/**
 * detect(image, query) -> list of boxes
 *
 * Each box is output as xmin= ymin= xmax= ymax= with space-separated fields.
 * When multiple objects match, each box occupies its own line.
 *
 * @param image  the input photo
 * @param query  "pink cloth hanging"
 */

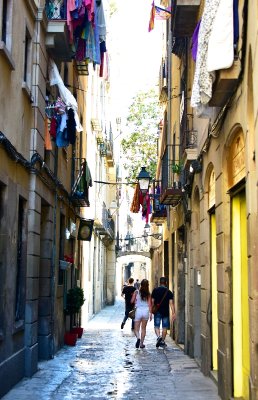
xmin=67 ymin=0 xmax=76 ymax=42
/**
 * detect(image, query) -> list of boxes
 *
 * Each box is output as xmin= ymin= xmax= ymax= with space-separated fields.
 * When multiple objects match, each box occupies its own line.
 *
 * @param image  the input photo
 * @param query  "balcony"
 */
xmin=76 ymin=60 xmax=89 ymax=76
xmin=209 ymin=59 xmax=241 ymax=107
xmin=159 ymin=58 xmax=168 ymax=102
xmin=159 ymin=145 xmax=184 ymax=206
xmin=160 ymin=186 xmax=183 ymax=206
xmin=106 ymin=140 xmax=114 ymax=167
xmin=172 ymin=0 xmax=200 ymax=37
xmin=94 ymin=206 xmax=115 ymax=245
xmin=150 ymin=183 xmax=167 ymax=223
xmin=70 ymin=159 xmax=91 ymax=207
xmin=45 ymin=0 xmax=72 ymax=61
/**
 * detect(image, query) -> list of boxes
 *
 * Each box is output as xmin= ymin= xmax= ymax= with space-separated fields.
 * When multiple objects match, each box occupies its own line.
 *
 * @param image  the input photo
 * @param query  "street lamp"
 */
xmin=137 ymin=167 xmax=151 ymax=195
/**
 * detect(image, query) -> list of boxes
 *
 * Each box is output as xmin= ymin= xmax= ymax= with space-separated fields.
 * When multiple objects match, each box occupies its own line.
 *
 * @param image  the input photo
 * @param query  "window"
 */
xmin=0 ymin=0 xmax=14 ymax=69
xmin=1 ymin=0 xmax=12 ymax=50
xmin=58 ymin=213 xmax=65 ymax=285
xmin=23 ymin=28 xmax=32 ymax=86
xmin=1 ymin=0 xmax=7 ymax=42
xmin=15 ymin=197 xmax=26 ymax=322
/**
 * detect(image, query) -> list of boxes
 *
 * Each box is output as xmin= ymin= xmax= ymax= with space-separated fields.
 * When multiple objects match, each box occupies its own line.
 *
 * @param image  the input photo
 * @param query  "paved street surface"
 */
xmin=2 ymin=299 xmax=220 ymax=400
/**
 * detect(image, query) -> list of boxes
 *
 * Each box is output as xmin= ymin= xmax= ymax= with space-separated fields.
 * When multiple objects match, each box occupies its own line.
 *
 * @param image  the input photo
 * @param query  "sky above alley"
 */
xmin=109 ymin=0 xmax=164 ymax=124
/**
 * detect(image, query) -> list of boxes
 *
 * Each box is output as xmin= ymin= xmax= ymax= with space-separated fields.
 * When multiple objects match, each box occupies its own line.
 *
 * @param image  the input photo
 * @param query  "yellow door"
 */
xmin=232 ymin=192 xmax=250 ymax=399
xmin=211 ymin=213 xmax=218 ymax=370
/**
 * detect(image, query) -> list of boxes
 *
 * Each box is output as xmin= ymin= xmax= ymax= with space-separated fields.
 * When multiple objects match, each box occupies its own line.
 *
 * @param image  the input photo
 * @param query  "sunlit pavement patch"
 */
xmin=2 ymin=299 xmax=220 ymax=400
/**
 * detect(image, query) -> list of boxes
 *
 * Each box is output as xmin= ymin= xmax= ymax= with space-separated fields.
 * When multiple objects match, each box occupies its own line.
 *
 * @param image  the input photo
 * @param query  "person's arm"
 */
xmin=131 ymin=290 xmax=137 ymax=304
xmin=148 ymin=296 xmax=153 ymax=321
xmin=169 ymin=299 xmax=176 ymax=321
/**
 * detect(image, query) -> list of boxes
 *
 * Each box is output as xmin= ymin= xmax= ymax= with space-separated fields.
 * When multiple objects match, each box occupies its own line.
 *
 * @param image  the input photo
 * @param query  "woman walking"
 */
xmin=131 ymin=279 xmax=152 ymax=349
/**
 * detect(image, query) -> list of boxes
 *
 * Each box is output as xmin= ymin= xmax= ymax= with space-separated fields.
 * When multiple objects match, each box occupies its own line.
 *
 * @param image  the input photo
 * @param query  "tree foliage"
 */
xmin=121 ymin=89 xmax=162 ymax=183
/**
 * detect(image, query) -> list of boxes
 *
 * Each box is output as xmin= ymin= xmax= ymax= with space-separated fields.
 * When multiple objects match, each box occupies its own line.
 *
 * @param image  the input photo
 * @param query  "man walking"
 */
xmin=121 ymin=277 xmax=136 ymax=330
xmin=151 ymin=277 xmax=176 ymax=348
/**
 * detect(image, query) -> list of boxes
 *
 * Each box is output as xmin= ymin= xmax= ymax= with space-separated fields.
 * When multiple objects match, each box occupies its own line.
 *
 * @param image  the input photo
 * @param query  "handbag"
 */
xmin=128 ymin=307 xmax=136 ymax=319
xmin=151 ymin=288 xmax=168 ymax=314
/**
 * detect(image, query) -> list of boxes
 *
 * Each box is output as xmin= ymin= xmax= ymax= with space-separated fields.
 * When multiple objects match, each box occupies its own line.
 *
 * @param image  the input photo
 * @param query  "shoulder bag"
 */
xmin=129 ymin=290 xmax=138 ymax=319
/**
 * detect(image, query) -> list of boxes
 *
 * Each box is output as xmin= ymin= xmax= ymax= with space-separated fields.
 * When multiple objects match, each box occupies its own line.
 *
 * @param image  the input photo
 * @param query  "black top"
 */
xmin=122 ymin=285 xmax=136 ymax=307
xmin=151 ymin=286 xmax=174 ymax=317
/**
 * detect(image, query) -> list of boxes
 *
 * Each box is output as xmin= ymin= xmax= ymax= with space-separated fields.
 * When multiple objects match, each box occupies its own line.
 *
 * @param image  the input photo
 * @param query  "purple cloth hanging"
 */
xmin=191 ymin=19 xmax=201 ymax=62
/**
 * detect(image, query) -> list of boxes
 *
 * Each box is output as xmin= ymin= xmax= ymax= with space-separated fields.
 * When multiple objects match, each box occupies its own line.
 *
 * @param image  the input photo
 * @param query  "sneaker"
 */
xmin=136 ymin=338 xmax=140 ymax=348
xmin=156 ymin=336 xmax=162 ymax=348
xmin=140 ymin=344 xmax=145 ymax=348
xmin=159 ymin=340 xmax=167 ymax=348
xmin=121 ymin=322 xmax=125 ymax=329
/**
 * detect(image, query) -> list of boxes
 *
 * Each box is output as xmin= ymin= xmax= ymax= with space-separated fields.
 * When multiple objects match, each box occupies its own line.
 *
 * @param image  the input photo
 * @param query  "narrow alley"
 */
xmin=2 ymin=300 xmax=220 ymax=400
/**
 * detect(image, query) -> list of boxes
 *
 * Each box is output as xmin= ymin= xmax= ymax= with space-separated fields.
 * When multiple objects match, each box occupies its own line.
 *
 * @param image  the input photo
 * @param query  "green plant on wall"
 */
xmin=172 ymin=162 xmax=183 ymax=174
xmin=65 ymin=287 xmax=85 ymax=330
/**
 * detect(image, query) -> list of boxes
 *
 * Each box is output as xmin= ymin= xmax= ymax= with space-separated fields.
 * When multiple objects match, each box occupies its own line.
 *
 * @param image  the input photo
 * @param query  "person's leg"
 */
xmin=140 ymin=319 xmax=148 ymax=347
xmin=154 ymin=313 xmax=161 ymax=337
xmin=161 ymin=327 xmax=167 ymax=341
xmin=154 ymin=313 xmax=163 ymax=347
xmin=121 ymin=308 xmax=129 ymax=328
xmin=160 ymin=316 xmax=169 ymax=346
xmin=134 ymin=320 xmax=141 ymax=348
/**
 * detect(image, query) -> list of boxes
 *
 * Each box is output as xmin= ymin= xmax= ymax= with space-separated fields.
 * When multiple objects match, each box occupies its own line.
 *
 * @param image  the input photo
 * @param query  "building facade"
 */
xmin=153 ymin=1 xmax=258 ymax=399
xmin=0 ymin=0 xmax=116 ymax=396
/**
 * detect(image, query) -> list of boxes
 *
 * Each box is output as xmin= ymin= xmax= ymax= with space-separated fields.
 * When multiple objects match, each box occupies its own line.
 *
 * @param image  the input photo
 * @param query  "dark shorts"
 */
xmin=154 ymin=312 xmax=170 ymax=329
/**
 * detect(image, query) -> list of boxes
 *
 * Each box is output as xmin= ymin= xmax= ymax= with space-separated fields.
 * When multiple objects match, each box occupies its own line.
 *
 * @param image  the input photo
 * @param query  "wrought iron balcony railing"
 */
xmin=94 ymin=205 xmax=115 ymax=244
xmin=45 ymin=1 xmax=72 ymax=61
xmin=150 ymin=181 xmax=167 ymax=223
xmin=45 ymin=0 xmax=67 ymax=20
xmin=70 ymin=158 xmax=91 ymax=207
xmin=160 ymin=145 xmax=184 ymax=206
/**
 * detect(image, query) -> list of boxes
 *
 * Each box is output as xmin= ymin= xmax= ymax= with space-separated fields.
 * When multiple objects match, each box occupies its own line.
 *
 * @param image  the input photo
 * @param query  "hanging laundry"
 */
xmin=130 ymin=183 xmax=140 ymax=213
xmin=191 ymin=0 xmax=221 ymax=108
xmin=96 ymin=0 xmax=106 ymax=41
xmin=139 ymin=192 xmax=151 ymax=224
xmin=72 ymin=160 xmax=92 ymax=199
xmin=67 ymin=0 xmax=76 ymax=42
xmin=207 ymin=0 xmax=234 ymax=73
xmin=154 ymin=5 xmax=172 ymax=20
xmin=48 ymin=59 xmax=83 ymax=132
xmin=148 ymin=1 xmax=155 ymax=32
xmin=67 ymin=108 xmax=77 ymax=145
xmin=44 ymin=116 xmax=52 ymax=151
xmin=56 ymin=113 xmax=69 ymax=148
xmin=191 ymin=19 xmax=201 ymax=62
xmin=49 ymin=116 xmax=57 ymax=139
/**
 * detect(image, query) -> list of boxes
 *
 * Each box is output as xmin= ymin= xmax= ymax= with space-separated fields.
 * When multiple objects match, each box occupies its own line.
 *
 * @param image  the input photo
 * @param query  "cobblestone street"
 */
xmin=2 ymin=300 xmax=220 ymax=400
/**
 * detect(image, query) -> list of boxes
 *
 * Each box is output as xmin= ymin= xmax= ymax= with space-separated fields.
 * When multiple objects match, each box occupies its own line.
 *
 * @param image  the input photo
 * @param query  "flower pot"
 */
xmin=71 ymin=327 xmax=84 ymax=338
xmin=64 ymin=332 xmax=78 ymax=346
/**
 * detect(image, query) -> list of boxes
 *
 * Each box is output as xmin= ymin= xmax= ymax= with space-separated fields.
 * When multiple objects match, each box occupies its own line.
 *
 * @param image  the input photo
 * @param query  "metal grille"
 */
xmin=45 ymin=0 xmax=67 ymax=20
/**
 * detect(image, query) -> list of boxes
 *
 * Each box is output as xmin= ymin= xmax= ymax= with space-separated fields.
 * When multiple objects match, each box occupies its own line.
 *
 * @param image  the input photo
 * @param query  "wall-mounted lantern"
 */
xmin=136 ymin=167 xmax=151 ymax=195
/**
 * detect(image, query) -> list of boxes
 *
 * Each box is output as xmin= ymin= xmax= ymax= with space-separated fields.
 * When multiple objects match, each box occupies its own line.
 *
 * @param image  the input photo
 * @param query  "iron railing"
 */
xmin=45 ymin=0 xmax=67 ymax=20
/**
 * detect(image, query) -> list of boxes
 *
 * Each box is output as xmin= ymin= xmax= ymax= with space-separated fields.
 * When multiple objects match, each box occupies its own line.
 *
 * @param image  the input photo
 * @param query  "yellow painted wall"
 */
xmin=211 ymin=213 xmax=218 ymax=370
xmin=232 ymin=192 xmax=250 ymax=399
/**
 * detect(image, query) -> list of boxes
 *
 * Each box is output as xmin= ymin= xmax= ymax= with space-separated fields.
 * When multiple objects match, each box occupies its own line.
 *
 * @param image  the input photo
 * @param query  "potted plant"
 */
xmin=172 ymin=162 xmax=183 ymax=189
xmin=64 ymin=287 xmax=85 ymax=344
xmin=172 ymin=162 xmax=183 ymax=174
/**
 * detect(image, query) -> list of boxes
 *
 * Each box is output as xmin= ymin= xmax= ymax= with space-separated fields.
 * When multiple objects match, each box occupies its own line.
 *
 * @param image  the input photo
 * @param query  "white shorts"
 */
xmin=135 ymin=307 xmax=149 ymax=321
